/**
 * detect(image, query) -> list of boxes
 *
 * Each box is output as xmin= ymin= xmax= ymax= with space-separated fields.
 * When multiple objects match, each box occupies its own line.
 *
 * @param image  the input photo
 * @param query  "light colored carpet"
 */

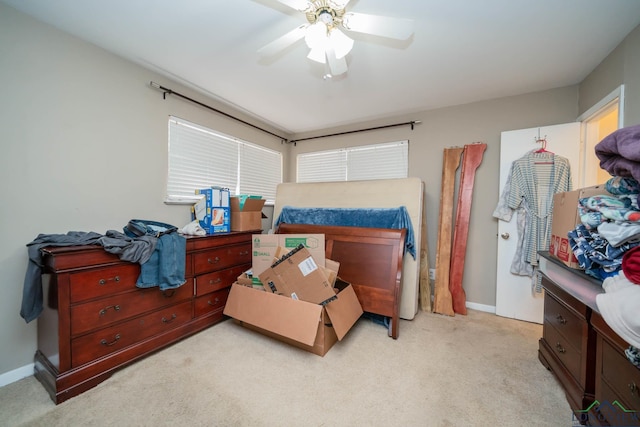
xmin=0 ymin=309 xmax=572 ymax=427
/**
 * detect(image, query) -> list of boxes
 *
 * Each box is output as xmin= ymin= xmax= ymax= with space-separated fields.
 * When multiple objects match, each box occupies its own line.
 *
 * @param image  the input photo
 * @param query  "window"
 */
xmin=167 ymin=116 xmax=282 ymax=203
xmin=297 ymin=140 xmax=408 ymax=183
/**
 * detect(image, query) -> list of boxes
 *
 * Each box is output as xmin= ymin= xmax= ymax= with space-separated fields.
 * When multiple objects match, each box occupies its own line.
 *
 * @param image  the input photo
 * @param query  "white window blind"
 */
xmin=297 ymin=140 xmax=408 ymax=183
xmin=297 ymin=150 xmax=347 ymax=183
xmin=167 ymin=116 xmax=282 ymax=203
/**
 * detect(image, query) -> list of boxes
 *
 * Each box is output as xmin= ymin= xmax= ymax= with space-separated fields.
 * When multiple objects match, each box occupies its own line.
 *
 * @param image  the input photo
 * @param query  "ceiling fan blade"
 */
xmin=342 ymin=12 xmax=414 ymax=40
xmin=257 ymin=24 xmax=308 ymax=56
xmin=326 ymin=47 xmax=348 ymax=76
xmin=274 ymin=0 xmax=310 ymax=11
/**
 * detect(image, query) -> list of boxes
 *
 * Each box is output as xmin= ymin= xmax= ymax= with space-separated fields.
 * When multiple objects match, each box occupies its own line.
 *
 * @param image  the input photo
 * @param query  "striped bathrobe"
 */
xmin=507 ymin=150 xmax=572 ymax=268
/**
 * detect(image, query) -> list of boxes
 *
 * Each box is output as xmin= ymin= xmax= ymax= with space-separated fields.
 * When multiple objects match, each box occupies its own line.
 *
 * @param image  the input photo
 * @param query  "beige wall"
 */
xmin=0 ymin=4 xmax=288 ymax=380
xmin=579 ymin=24 xmax=640 ymax=126
xmin=1 ymin=1 xmax=638 ymax=384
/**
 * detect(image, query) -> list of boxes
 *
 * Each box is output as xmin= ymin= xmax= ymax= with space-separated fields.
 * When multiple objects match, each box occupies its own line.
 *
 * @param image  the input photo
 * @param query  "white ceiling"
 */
xmin=4 ymin=0 xmax=640 ymax=134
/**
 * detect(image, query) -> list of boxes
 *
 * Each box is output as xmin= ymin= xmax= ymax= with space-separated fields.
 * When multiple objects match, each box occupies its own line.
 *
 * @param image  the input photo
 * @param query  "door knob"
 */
xmin=501 ymin=232 xmax=510 ymax=239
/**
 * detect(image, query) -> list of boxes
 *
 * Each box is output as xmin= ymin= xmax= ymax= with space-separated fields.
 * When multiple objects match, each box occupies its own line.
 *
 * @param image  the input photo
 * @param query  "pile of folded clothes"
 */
xmin=576 ymin=124 xmax=640 ymax=367
xmin=568 ymin=124 xmax=640 ymax=280
xmin=568 ymin=176 xmax=640 ymax=279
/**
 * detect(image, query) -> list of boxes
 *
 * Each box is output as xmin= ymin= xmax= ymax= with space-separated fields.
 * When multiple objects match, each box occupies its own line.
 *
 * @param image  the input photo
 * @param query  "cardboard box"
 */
xmin=230 ymin=196 xmax=266 ymax=232
xmin=258 ymin=245 xmax=336 ymax=305
xmin=223 ymin=279 xmax=363 ymax=356
xmin=195 ymin=187 xmax=230 ymax=233
xmin=236 ymin=272 xmax=264 ymax=290
xmin=549 ymin=184 xmax=611 ymax=268
xmin=252 ymin=234 xmax=325 ymax=276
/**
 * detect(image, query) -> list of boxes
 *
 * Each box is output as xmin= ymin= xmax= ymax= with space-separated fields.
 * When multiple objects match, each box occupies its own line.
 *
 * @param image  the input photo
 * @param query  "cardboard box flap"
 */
xmin=231 ymin=196 xmax=265 ymax=212
xmin=252 ymin=234 xmax=326 ymax=276
xmin=224 ymin=283 xmax=322 ymax=346
xmin=324 ymin=282 xmax=363 ymax=341
xmin=259 ymin=245 xmax=336 ymax=305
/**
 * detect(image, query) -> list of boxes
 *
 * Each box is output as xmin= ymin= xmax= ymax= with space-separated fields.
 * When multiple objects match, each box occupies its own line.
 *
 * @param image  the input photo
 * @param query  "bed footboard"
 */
xmin=276 ymin=223 xmax=406 ymax=339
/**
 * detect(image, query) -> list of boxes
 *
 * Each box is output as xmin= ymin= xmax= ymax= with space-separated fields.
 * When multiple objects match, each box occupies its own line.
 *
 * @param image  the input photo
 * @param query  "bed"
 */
xmin=272 ymin=178 xmax=425 ymax=320
xmin=276 ymin=223 xmax=406 ymax=339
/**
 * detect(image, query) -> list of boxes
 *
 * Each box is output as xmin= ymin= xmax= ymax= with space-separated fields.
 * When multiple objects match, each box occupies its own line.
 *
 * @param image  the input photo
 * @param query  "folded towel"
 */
xmin=595 ymin=124 xmax=640 ymax=184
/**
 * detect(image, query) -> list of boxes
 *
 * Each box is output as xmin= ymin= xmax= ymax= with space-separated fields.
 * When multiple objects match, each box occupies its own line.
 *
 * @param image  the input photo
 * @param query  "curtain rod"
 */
xmin=149 ymin=81 xmax=288 ymax=142
xmin=288 ymin=120 xmax=421 ymax=145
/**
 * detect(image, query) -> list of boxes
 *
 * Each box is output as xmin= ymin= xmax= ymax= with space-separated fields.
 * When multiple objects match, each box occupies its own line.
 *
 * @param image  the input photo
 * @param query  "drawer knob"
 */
xmin=99 ymin=305 xmax=121 ymax=316
xmin=556 ymin=314 xmax=567 ymax=325
xmin=100 ymin=334 xmax=121 ymax=347
xmin=239 ymin=250 xmax=249 ymax=256
xmin=162 ymin=314 xmax=177 ymax=324
xmin=208 ymin=257 xmax=220 ymax=264
xmin=207 ymin=298 xmax=220 ymax=307
xmin=630 ymin=382 xmax=638 ymax=395
xmin=209 ymin=278 xmax=222 ymax=285
xmin=555 ymin=342 xmax=566 ymax=354
xmin=98 ymin=276 xmax=120 ymax=286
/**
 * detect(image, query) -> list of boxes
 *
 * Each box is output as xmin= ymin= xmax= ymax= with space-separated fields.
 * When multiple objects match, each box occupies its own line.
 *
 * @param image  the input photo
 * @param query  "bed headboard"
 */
xmin=272 ymin=177 xmax=424 ymax=320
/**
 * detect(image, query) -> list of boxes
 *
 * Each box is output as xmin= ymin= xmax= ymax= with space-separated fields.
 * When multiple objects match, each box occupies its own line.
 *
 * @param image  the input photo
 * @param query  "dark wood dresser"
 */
xmin=34 ymin=231 xmax=253 ymax=404
xmin=538 ymin=253 xmax=640 ymax=426
xmin=591 ymin=311 xmax=640 ymax=426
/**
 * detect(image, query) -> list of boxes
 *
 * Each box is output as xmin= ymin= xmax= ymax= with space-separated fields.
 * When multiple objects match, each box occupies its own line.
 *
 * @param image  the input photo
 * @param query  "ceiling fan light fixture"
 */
xmin=261 ymin=0 xmax=414 ymax=78
xmin=307 ymin=47 xmax=326 ymax=63
xmin=328 ymin=28 xmax=353 ymax=59
xmin=304 ymin=22 xmax=328 ymax=50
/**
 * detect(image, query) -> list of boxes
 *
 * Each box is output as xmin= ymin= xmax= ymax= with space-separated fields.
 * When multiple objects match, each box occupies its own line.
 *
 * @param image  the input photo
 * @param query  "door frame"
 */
xmin=577 ymin=85 xmax=625 ymax=187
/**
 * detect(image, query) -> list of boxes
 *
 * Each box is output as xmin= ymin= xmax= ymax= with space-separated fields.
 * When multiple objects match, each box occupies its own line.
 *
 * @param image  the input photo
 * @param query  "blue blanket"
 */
xmin=275 ymin=206 xmax=416 ymax=259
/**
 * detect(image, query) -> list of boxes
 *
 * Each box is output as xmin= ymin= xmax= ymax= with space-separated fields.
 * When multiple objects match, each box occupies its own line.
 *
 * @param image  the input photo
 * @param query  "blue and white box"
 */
xmin=195 ymin=186 xmax=231 ymax=233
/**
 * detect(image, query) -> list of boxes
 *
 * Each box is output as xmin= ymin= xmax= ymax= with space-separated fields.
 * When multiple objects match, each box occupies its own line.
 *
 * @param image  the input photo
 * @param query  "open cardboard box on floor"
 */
xmin=223 ymin=278 xmax=363 ymax=356
xmin=225 ymin=245 xmax=362 ymax=356
xmin=549 ymin=184 xmax=611 ymax=268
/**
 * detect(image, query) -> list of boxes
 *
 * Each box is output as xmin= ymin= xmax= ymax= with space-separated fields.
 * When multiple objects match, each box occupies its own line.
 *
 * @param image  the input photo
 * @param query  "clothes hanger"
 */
xmin=533 ymin=129 xmax=554 ymax=163
xmin=534 ymin=128 xmax=553 ymax=152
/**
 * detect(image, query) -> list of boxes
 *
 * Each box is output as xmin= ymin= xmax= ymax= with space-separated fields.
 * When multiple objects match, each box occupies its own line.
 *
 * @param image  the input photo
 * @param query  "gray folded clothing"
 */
xmin=598 ymin=221 xmax=640 ymax=246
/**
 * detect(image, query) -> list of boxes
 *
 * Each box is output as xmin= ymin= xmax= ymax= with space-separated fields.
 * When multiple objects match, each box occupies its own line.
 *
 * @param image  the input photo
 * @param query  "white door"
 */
xmin=495 ymin=123 xmax=580 ymax=323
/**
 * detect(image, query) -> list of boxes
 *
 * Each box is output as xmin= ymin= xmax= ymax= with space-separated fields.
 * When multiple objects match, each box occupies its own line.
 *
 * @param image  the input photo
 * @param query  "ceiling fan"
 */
xmin=258 ymin=0 xmax=414 ymax=77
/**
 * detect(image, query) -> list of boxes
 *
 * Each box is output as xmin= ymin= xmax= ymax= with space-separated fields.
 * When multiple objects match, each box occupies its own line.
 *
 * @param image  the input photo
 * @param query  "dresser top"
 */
xmin=538 ymin=251 xmax=604 ymax=313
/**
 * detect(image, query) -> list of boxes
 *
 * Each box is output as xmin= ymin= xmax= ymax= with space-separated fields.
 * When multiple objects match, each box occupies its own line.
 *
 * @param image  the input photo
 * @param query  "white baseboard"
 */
xmin=0 ymin=363 xmax=34 ymax=387
xmin=466 ymin=302 xmax=496 ymax=314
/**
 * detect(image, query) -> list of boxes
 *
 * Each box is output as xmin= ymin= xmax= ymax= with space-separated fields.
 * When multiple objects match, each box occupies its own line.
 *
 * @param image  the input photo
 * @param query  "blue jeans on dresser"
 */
xmin=136 ymin=232 xmax=186 ymax=291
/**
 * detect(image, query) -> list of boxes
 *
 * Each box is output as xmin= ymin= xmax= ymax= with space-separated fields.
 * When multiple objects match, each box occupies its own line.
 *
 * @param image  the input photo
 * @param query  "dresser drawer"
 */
xmin=193 ymin=243 xmax=251 ymax=275
xmin=543 ymin=322 xmax=582 ymax=383
xmin=69 ymin=264 xmax=140 ymax=303
xmin=544 ymin=294 xmax=583 ymax=351
xmin=195 ymin=264 xmax=249 ymax=296
xmin=597 ymin=378 xmax=640 ymax=426
xmin=70 ymin=284 xmax=192 ymax=336
xmin=194 ymin=288 xmax=229 ymax=317
xmin=71 ymin=300 xmax=192 ymax=367
xmin=601 ymin=338 xmax=640 ymax=411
